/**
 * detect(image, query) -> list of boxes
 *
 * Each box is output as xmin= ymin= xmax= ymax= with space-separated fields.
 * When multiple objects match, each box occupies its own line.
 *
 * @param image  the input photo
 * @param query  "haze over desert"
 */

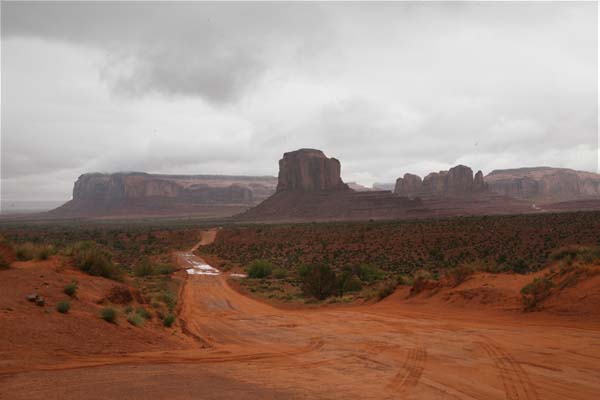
xmin=1 ymin=1 xmax=599 ymax=399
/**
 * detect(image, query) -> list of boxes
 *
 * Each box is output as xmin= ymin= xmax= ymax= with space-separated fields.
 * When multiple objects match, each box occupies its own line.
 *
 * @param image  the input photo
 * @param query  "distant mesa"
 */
xmin=237 ymin=149 xmax=536 ymax=222
xmin=238 ymin=148 xmax=423 ymax=222
xmin=485 ymin=167 xmax=600 ymax=203
xmin=276 ymin=149 xmax=350 ymax=192
xmin=372 ymin=182 xmax=395 ymax=191
xmin=50 ymin=172 xmax=277 ymax=218
xmin=394 ymin=165 xmax=487 ymax=198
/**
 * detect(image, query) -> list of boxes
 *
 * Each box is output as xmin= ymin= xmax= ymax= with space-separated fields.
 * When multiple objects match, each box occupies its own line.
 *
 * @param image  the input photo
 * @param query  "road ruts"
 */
xmin=387 ymin=343 xmax=428 ymax=393
xmin=478 ymin=336 xmax=539 ymax=400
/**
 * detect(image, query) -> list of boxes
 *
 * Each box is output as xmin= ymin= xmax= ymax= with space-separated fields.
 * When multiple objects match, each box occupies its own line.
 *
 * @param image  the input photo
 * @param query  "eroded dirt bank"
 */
xmin=1 ymin=230 xmax=599 ymax=399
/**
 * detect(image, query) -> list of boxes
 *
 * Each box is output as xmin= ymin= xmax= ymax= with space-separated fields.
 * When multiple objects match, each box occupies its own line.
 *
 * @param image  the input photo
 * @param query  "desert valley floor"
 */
xmin=1 ymin=229 xmax=599 ymax=400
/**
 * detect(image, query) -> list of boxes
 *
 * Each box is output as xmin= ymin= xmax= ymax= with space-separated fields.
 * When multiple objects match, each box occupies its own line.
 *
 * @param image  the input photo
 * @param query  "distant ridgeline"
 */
xmin=50 ymin=172 xmax=278 ymax=217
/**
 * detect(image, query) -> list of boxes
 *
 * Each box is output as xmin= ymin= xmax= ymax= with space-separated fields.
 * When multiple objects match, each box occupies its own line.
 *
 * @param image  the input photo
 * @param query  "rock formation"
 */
xmin=394 ymin=165 xmax=486 ymax=197
xmin=238 ymin=149 xmax=424 ymax=221
xmin=394 ymin=174 xmax=422 ymax=197
xmin=276 ymin=149 xmax=349 ymax=192
xmin=473 ymin=170 xmax=487 ymax=191
xmin=372 ymin=182 xmax=395 ymax=191
xmin=486 ymin=167 xmax=600 ymax=203
xmin=51 ymin=173 xmax=278 ymax=217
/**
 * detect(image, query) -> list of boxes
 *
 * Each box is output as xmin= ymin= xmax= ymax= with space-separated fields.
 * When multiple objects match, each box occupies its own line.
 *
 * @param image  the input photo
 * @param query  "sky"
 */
xmin=1 ymin=1 xmax=598 ymax=202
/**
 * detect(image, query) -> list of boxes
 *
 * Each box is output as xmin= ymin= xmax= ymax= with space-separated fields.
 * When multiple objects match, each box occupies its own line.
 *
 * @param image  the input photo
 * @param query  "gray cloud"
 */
xmin=1 ymin=1 xmax=597 ymax=202
xmin=2 ymin=2 xmax=332 ymax=104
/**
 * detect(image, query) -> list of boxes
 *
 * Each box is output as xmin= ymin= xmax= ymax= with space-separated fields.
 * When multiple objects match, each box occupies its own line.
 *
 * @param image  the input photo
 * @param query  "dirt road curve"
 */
xmin=2 ymin=229 xmax=599 ymax=399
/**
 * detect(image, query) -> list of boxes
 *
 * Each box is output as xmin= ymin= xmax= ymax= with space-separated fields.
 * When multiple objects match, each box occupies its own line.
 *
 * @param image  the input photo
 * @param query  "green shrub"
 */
xmin=15 ymin=242 xmax=55 ymax=261
xmin=336 ymin=270 xmax=362 ymax=296
xmin=133 ymin=259 xmax=154 ymax=277
xmin=15 ymin=243 xmax=36 ymax=261
xmin=71 ymin=241 xmax=121 ymax=280
xmin=100 ymin=307 xmax=117 ymax=323
xmin=551 ymin=245 xmax=600 ymax=265
xmin=521 ymin=277 xmax=554 ymax=311
xmin=64 ymin=281 xmax=78 ymax=297
xmin=504 ymin=259 xmax=529 ymax=274
xmin=377 ymin=280 xmax=397 ymax=300
xmin=56 ymin=300 xmax=70 ymax=314
xmin=272 ymin=268 xmax=288 ymax=279
xmin=0 ymin=253 xmax=10 ymax=270
xmin=298 ymin=264 xmax=336 ymax=300
xmin=36 ymin=244 xmax=55 ymax=260
xmin=160 ymin=290 xmax=177 ymax=311
xmin=163 ymin=313 xmax=176 ymax=327
xmin=136 ymin=307 xmax=151 ymax=320
xmin=355 ymin=264 xmax=385 ymax=283
xmin=155 ymin=263 xmax=176 ymax=275
xmin=550 ymin=246 xmax=581 ymax=262
xmin=247 ymin=260 xmax=274 ymax=279
xmin=446 ymin=264 xmax=475 ymax=287
xmin=127 ymin=313 xmax=144 ymax=327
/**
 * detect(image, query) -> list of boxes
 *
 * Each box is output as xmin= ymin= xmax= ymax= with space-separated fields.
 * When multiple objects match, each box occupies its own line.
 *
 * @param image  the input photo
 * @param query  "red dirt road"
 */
xmin=2 ymin=230 xmax=599 ymax=399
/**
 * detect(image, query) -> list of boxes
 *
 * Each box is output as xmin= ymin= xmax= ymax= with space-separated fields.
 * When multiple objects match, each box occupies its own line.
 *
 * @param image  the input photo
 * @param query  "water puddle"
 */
xmin=182 ymin=253 xmax=220 ymax=275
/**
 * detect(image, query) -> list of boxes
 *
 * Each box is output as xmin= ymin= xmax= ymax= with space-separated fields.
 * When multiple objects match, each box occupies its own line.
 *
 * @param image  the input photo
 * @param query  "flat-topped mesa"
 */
xmin=485 ymin=167 xmax=600 ymax=202
xmin=394 ymin=165 xmax=488 ymax=197
xmin=276 ymin=149 xmax=350 ymax=192
xmin=52 ymin=172 xmax=279 ymax=217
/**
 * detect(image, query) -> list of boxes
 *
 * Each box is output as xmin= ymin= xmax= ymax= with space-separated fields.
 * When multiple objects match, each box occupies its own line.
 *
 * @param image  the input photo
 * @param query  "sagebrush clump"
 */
xmin=101 ymin=307 xmax=117 ymax=323
xmin=64 ymin=281 xmax=78 ymax=297
xmin=70 ymin=241 xmax=121 ymax=280
xmin=521 ymin=277 xmax=553 ymax=311
xmin=56 ymin=300 xmax=71 ymax=314
xmin=247 ymin=260 xmax=275 ymax=279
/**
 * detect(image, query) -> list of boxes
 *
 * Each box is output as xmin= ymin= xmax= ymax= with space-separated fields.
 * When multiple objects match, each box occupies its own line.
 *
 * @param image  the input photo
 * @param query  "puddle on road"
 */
xmin=182 ymin=253 xmax=220 ymax=275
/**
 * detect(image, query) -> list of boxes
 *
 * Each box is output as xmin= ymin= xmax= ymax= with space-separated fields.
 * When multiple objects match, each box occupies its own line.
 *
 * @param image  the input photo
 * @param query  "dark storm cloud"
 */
xmin=2 ymin=1 xmax=331 ymax=104
xmin=1 ymin=1 xmax=597 ymax=202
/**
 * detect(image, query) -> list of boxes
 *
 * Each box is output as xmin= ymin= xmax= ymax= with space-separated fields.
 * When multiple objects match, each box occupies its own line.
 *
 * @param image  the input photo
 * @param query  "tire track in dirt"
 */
xmin=387 ymin=343 xmax=427 ymax=393
xmin=478 ymin=336 xmax=539 ymax=400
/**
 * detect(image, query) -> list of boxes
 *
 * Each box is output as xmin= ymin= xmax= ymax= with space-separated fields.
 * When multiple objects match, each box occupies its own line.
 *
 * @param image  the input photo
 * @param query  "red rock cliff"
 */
xmin=276 ymin=149 xmax=349 ymax=192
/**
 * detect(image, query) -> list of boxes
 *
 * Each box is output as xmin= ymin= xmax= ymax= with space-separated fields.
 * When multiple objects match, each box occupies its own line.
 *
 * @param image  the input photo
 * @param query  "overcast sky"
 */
xmin=1 ymin=1 xmax=598 ymax=202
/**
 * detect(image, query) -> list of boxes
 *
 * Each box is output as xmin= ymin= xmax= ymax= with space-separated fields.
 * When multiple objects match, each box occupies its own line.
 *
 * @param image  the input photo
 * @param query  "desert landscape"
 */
xmin=2 ymin=2 xmax=598 ymax=399
xmin=1 ymin=225 xmax=599 ymax=399
xmin=2 ymin=148 xmax=600 ymax=399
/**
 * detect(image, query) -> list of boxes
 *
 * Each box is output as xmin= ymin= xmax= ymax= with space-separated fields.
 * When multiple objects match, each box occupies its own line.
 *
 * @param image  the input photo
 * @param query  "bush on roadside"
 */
xmin=133 ymin=259 xmax=154 ymax=277
xmin=136 ymin=307 xmax=151 ymax=320
xmin=163 ymin=313 xmax=176 ymax=327
xmin=100 ymin=307 xmax=117 ymax=323
xmin=354 ymin=264 xmax=385 ymax=283
xmin=445 ymin=264 xmax=476 ymax=287
xmin=71 ymin=241 xmax=121 ymax=280
xmin=272 ymin=267 xmax=288 ymax=279
xmin=127 ymin=313 xmax=144 ymax=327
xmin=521 ymin=277 xmax=554 ymax=311
xmin=64 ymin=281 xmax=78 ymax=297
xmin=35 ymin=244 xmax=55 ymax=260
xmin=298 ymin=264 xmax=336 ymax=300
xmin=335 ymin=270 xmax=362 ymax=297
xmin=550 ymin=245 xmax=600 ymax=265
xmin=247 ymin=260 xmax=274 ymax=279
xmin=504 ymin=259 xmax=529 ymax=274
xmin=56 ymin=300 xmax=70 ymax=314
xmin=376 ymin=280 xmax=397 ymax=300
xmin=14 ymin=242 xmax=56 ymax=261
xmin=155 ymin=263 xmax=176 ymax=275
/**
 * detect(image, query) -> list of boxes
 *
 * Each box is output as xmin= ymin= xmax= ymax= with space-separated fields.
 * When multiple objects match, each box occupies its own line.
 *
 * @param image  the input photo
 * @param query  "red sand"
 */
xmin=1 ymin=230 xmax=599 ymax=399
